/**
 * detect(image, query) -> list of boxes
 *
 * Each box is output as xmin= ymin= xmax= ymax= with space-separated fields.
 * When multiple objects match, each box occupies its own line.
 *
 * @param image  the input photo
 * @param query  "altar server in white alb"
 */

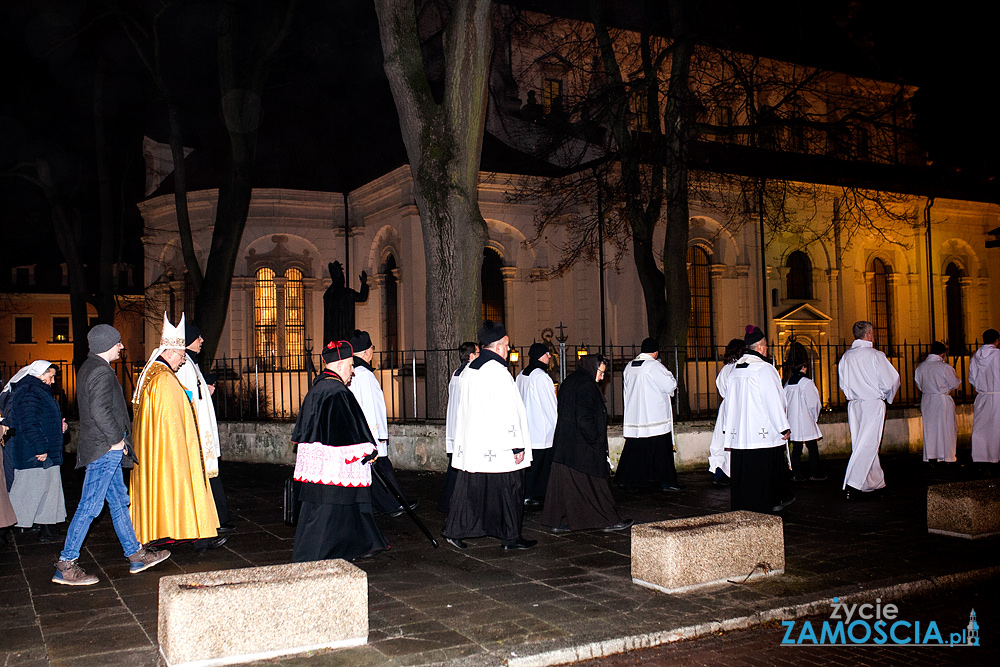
xmin=708 ymin=338 xmax=745 ymax=486
xmin=614 ymin=338 xmax=681 ymax=491
xmin=438 ymin=341 xmax=478 ymax=513
xmin=349 ymin=329 xmax=417 ymax=516
xmin=516 ymin=342 xmax=558 ymax=508
xmin=444 ymin=320 xmax=536 ymax=551
xmin=782 ymin=341 xmax=826 ymax=482
xmin=839 ymin=321 xmax=900 ymax=499
xmin=969 ymin=329 xmax=1000 ymax=467
xmin=914 ymin=341 xmax=962 ymax=464
xmin=723 ymin=326 xmax=793 ymax=513
xmin=175 ymin=324 xmax=234 ymax=534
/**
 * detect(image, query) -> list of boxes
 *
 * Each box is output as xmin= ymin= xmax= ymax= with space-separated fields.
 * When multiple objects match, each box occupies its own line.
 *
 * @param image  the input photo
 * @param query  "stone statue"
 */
xmin=323 ymin=261 xmax=369 ymax=343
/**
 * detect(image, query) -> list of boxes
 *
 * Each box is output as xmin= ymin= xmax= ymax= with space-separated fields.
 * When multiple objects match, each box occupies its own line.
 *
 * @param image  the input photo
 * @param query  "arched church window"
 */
xmin=687 ymin=245 xmax=715 ymax=359
xmin=482 ymin=248 xmax=506 ymax=324
xmin=284 ymin=268 xmax=305 ymax=369
xmin=868 ymin=258 xmax=893 ymax=352
xmin=254 ymin=268 xmax=277 ymax=360
xmin=384 ymin=254 xmax=399 ymax=359
xmin=945 ymin=263 xmax=966 ymax=355
xmin=786 ymin=250 xmax=812 ymax=300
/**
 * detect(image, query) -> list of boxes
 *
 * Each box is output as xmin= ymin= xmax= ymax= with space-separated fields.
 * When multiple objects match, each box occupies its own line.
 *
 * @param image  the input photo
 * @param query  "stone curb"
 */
xmin=497 ymin=565 xmax=1000 ymax=667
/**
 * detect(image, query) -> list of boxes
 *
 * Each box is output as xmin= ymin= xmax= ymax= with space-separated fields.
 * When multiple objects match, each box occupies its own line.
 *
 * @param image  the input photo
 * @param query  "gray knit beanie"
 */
xmin=88 ymin=324 xmax=122 ymax=354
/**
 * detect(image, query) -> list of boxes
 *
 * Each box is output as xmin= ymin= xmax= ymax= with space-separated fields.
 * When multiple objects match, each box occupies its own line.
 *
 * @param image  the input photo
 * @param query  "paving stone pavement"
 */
xmin=0 ymin=452 xmax=997 ymax=667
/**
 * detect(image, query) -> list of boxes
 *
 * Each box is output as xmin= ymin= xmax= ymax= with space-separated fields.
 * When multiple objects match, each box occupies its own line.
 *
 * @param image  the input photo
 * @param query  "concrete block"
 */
xmin=631 ymin=511 xmax=784 ymax=593
xmin=158 ymin=559 xmax=367 ymax=667
xmin=927 ymin=479 xmax=1000 ymax=539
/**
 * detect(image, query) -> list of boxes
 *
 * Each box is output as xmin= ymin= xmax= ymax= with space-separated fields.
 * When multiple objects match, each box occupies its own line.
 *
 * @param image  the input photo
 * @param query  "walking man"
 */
xmin=969 ymin=329 xmax=1000 ymax=469
xmin=130 ymin=314 xmax=223 ymax=549
xmin=839 ymin=321 xmax=900 ymax=499
xmin=516 ymin=342 xmax=557 ymax=508
xmin=53 ymin=324 xmax=170 ymax=585
xmin=291 ymin=340 xmax=387 ymax=562
xmin=615 ymin=337 xmax=681 ymax=491
xmin=439 ymin=341 xmax=478 ymax=513
xmin=176 ymin=324 xmax=234 ymax=533
xmin=349 ymin=329 xmax=418 ymax=516
xmin=723 ymin=326 xmax=793 ymax=513
xmin=444 ymin=320 xmax=536 ymax=550
xmin=914 ymin=341 xmax=961 ymax=464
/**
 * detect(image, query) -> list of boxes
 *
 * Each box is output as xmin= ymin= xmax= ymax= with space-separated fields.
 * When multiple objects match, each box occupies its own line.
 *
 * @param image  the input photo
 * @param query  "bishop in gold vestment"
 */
xmin=129 ymin=316 xmax=219 ymax=545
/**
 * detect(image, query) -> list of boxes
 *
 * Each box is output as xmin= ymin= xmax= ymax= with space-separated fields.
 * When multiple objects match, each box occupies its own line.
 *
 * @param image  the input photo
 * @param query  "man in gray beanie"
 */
xmin=54 ymin=325 xmax=171 ymax=585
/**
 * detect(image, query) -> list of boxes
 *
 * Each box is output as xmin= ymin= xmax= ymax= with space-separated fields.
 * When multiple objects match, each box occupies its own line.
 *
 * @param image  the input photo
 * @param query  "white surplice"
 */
xmin=839 ymin=339 xmax=900 ymax=491
xmin=515 ymin=367 xmax=557 ymax=449
xmin=722 ymin=353 xmax=790 ymax=450
xmin=452 ymin=355 xmax=532 ymax=473
xmin=969 ymin=344 xmax=1000 ymax=463
xmin=175 ymin=354 xmax=220 ymax=478
xmin=445 ymin=363 xmax=469 ymax=455
xmin=708 ymin=363 xmax=734 ymax=475
xmin=349 ymin=363 xmax=389 ymax=457
xmin=623 ymin=354 xmax=677 ymax=437
xmin=914 ymin=353 xmax=961 ymax=462
xmin=784 ymin=376 xmax=823 ymax=442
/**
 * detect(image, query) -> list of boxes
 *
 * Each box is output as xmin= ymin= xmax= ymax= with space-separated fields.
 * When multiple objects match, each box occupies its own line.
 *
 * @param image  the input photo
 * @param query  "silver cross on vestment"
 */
xmin=759 ymin=427 xmax=769 ymax=439
xmin=508 ymin=425 xmax=517 ymax=438
xmin=484 ymin=450 xmax=496 ymax=461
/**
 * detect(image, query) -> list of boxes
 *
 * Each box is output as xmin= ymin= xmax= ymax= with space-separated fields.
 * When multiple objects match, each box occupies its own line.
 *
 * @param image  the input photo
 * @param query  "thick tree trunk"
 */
xmin=375 ymin=0 xmax=493 ymax=418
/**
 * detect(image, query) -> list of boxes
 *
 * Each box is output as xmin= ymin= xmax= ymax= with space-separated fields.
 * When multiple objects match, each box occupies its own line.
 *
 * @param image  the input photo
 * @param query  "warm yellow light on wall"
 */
xmin=509 ymin=349 xmax=520 ymax=364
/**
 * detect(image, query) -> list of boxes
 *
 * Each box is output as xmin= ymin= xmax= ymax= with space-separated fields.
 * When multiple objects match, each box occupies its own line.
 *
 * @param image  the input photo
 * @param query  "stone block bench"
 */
xmin=927 ymin=479 xmax=1000 ymax=539
xmin=631 ymin=511 xmax=784 ymax=593
xmin=159 ymin=560 xmax=367 ymax=667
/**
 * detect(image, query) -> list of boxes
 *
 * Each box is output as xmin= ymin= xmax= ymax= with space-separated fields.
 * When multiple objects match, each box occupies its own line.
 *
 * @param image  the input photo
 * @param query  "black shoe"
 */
xmin=17 ymin=525 xmax=40 ymax=535
xmin=500 ymin=538 xmax=537 ymax=551
xmin=791 ymin=475 xmax=808 ymax=483
xmin=389 ymin=498 xmax=420 ymax=518
xmin=712 ymin=477 xmax=730 ymax=487
xmin=0 ymin=527 xmax=11 ymax=547
xmin=217 ymin=523 xmax=236 ymax=534
xmin=37 ymin=524 xmax=62 ymax=543
xmin=660 ymin=483 xmax=684 ymax=492
xmin=350 ymin=546 xmax=384 ymax=561
xmin=771 ymin=496 xmax=796 ymax=512
xmin=445 ymin=537 xmax=467 ymax=550
xmin=546 ymin=524 xmax=571 ymax=534
xmin=808 ymin=474 xmax=828 ymax=481
xmin=844 ymin=485 xmax=861 ymax=501
xmin=523 ymin=498 xmax=543 ymax=510
xmin=602 ymin=518 xmax=634 ymax=532
xmin=193 ymin=535 xmax=229 ymax=552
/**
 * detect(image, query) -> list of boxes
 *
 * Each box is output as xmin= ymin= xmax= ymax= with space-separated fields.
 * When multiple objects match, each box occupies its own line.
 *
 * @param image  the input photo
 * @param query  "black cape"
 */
xmin=551 ymin=368 xmax=609 ymax=478
xmin=292 ymin=370 xmax=375 ymax=447
xmin=292 ymin=370 xmax=377 ymax=505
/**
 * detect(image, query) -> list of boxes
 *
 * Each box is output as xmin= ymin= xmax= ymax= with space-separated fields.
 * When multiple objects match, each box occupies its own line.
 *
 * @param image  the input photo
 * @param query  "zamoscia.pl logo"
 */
xmin=781 ymin=597 xmax=980 ymax=647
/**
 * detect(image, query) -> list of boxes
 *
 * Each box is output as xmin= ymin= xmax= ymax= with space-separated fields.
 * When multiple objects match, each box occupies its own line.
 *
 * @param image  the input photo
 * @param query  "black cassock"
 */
xmin=541 ymin=368 xmax=623 ymax=530
xmin=291 ymin=371 xmax=387 ymax=562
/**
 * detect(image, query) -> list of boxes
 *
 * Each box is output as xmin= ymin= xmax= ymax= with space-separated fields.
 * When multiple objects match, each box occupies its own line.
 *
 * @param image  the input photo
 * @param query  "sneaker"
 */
xmin=52 ymin=560 xmax=99 ymax=586
xmin=128 ymin=547 xmax=171 ymax=574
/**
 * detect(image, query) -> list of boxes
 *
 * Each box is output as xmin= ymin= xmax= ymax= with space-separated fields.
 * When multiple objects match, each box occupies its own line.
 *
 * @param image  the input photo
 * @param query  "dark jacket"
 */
xmin=551 ymin=368 xmax=609 ymax=478
xmin=76 ymin=354 xmax=135 ymax=469
xmin=7 ymin=375 xmax=64 ymax=469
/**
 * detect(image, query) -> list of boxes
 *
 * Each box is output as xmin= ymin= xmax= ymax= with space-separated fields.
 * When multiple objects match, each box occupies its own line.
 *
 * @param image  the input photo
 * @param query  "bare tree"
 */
xmin=502 ymin=0 xmax=916 ymax=411
xmin=374 ymin=0 xmax=494 ymax=418
xmin=118 ymin=0 xmax=298 ymax=368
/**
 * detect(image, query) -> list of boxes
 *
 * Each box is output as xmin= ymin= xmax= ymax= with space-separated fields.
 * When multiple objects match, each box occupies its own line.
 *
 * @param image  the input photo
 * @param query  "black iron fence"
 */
xmin=1 ymin=340 xmax=983 ymax=423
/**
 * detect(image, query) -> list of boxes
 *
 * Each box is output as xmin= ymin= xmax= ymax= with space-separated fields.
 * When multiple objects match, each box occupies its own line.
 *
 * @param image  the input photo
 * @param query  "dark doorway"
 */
xmin=945 ymin=262 xmax=966 ymax=355
xmin=384 ymin=254 xmax=399 ymax=361
xmin=481 ymin=247 xmax=506 ymax=324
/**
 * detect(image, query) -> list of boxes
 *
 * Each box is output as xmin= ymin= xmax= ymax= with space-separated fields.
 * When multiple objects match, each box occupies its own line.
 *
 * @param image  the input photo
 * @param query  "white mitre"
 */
xmin=134 ymin=312 xmax=187 ymax=402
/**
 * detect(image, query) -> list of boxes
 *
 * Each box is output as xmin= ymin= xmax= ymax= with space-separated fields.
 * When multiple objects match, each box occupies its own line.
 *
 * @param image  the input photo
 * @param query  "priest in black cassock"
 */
xmin=541 ymin=355 xmax=632 ymax=532
xmin=291 ymin=340 xmax=387 ymax=562
xmin=443 ymin=321 xmax=536 ymax=551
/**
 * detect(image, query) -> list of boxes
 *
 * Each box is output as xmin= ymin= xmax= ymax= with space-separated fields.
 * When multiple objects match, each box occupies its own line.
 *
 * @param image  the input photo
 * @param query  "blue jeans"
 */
xmin=60 ymin=449 xmax=141 ymax=561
